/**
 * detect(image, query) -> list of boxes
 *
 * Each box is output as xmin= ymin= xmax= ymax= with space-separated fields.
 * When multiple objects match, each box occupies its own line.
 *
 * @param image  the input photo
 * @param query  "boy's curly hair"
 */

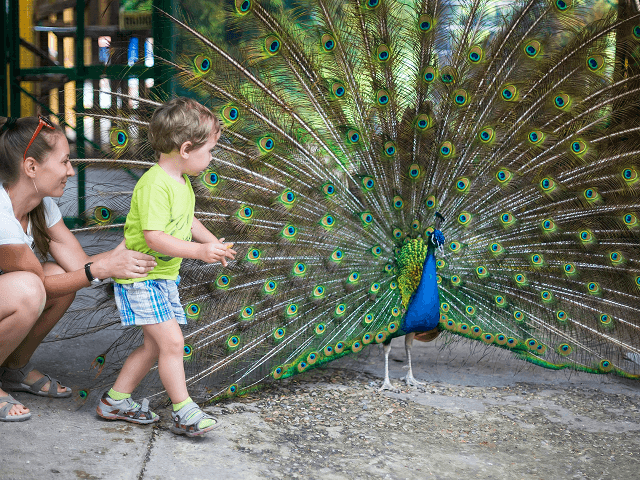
xmin=148 ymin=97 xmax=221 ymax=159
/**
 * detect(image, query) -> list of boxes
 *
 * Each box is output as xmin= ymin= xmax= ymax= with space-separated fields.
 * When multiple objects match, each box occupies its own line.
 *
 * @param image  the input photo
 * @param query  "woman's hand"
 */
xmin=91 ymin=240 xmax=156 ymax=279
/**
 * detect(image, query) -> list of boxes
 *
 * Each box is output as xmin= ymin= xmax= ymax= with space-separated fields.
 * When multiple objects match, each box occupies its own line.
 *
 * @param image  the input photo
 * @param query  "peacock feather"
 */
xmin=58 ymin=0 xmax=640 ymax=403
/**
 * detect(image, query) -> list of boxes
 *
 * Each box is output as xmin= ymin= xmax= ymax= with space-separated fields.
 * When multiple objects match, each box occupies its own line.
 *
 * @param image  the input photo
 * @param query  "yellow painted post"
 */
xmin=19 ymin=0 xmax=35 ymax=116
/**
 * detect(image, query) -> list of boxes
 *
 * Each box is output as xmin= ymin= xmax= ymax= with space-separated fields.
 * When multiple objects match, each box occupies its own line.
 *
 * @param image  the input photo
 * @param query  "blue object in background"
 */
xmin=128 ymin=38 xmax=139 ymax=66
xmin=144 ymin=38 xmax=154 ymax=67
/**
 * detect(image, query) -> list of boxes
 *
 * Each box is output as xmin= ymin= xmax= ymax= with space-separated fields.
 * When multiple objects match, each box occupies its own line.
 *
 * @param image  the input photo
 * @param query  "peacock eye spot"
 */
xmin=634 ymin=26 xmax=640 ymax=38
xmin=481 ymin=131 xmax=489 ymax=139
xmin=421 ymin=21 xmax=430 ymax=30
xmin=555 ymin=96 xmax=564 ymax=106
xmin=623 ymin=169 xmax=632 ymax=179
xmin=244 ymin=208 xmax=251 ymax=216
xmin=425 ymin=73 xmax=434 ymax=81
xmin=556 ymin=0 xmax=567 ymax=9
xmin=325 ymin=40 xmax=334 ymax=49
xmin=527 ymin=46 xmax=535 ymax=54
xmin=336 ymin=87 xmax=344 ymax=96
xmin=456 ymin=95 xmax=465 ymax=103
xmin=419 ymin=120 xmax=427 ymax=127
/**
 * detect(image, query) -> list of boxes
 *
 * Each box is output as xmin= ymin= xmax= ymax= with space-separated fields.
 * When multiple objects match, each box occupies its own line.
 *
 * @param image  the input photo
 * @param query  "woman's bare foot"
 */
xmin=0 ymin=387 xmax=29 ymax=417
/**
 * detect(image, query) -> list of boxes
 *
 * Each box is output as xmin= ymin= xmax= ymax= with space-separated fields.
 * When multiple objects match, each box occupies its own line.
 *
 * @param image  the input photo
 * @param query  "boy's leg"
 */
xmin=141 ymin=319 xmax=188 ymax=404
xmin=111 ymin=330 xmax=160 ymax=394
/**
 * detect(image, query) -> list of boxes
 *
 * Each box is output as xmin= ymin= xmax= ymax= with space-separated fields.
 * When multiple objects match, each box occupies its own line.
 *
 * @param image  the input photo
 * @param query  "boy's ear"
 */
xmin=179 ymin=141 xmax=192 ymax=158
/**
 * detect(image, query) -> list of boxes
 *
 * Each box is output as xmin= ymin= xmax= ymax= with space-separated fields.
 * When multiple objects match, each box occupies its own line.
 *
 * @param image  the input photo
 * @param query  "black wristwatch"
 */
xmin=84 ymin=262 xmax=101 ymax=285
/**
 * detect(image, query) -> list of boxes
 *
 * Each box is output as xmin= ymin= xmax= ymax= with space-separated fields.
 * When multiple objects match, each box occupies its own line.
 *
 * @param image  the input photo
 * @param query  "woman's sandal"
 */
xmin=0 ymin=362 xmax=71 ymax=398
xmin=96 ymin=393 xmax=159 ymax=425
xmin=0 ymin=394 xmax=31 ymax=422
xmin=171 ymin=401 xmax=219 ymax=437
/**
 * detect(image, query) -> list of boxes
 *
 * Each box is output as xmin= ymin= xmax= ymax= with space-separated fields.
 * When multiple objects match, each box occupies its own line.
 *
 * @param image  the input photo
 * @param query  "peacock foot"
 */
xmin=402 ymin=373 xmax=425 ymax=387
xmin=378 ymin=380 xmax=398 ymax=392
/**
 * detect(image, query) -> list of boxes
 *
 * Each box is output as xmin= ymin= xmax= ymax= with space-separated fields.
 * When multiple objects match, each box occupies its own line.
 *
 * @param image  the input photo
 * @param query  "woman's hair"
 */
xmin=148 ymin=97 xmax=221 ymax=159
xmin=0 ymin=116 xmax=65 ymax=259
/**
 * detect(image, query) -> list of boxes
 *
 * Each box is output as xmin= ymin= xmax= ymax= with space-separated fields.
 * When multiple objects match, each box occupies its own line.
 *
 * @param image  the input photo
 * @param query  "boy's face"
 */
xmin=182 ymin=128 xmax=221 ymax=176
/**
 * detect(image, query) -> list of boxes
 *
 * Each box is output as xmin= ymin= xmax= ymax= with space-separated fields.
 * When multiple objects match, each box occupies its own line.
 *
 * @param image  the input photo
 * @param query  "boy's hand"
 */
xmin=198 ymin=242 xmax=236 ymax=266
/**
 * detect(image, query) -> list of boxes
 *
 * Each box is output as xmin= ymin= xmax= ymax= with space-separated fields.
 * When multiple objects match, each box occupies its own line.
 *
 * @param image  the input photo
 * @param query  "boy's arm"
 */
xmin=144 ymin=230 xmax=231 ymax=264
xmin=191 ymin=217 xmax=220 ymax=244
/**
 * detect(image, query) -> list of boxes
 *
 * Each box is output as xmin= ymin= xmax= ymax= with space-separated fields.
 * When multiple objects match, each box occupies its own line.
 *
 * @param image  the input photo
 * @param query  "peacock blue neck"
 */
xmin=396 ymin=237 xmax=441 ymax=334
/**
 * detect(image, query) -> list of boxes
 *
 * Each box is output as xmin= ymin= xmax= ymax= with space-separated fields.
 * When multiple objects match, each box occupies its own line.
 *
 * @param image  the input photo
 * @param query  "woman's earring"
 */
xmin=32 ymin=178 xmax=39 ymax=194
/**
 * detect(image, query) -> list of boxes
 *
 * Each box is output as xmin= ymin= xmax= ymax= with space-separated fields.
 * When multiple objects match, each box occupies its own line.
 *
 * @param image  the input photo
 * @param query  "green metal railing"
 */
xmin=2 ymin=0 xmax=174 ymax=227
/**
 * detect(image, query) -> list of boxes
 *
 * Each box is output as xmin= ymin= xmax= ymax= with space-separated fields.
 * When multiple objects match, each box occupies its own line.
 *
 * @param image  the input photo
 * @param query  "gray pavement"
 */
xmin=2 ymin=330 xmax=640 ymax=480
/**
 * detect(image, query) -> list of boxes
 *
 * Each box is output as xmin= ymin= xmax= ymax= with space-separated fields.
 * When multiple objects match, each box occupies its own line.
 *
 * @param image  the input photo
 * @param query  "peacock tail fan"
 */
xmin=64 ymin=0 xmax=640 ymax=404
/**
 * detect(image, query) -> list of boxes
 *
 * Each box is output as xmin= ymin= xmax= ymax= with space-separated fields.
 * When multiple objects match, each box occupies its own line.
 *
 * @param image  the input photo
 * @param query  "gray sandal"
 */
xmin=171 ymin=401 xmax=219 ymax=437
xmin=0 ymin=362 xmax=72 ymax=398
xmin=0 ymin=395 xmax=31 ymax=422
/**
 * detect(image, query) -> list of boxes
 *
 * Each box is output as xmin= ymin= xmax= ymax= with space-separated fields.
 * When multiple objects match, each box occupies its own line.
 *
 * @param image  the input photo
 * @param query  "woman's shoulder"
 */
xmin=0 ymin=185 xmax=25 ymax=243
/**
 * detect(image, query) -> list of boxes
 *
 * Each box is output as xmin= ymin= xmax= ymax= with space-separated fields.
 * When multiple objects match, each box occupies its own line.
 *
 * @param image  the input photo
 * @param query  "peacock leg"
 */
xmin=402 ymin=333 xmax=425 ymax=387
xmin=378 ymin=341 xmax=395 ymax=391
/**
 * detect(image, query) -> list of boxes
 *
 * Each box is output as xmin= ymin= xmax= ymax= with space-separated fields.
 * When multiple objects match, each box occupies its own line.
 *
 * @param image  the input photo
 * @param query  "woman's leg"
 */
xmin=1 ymin=263 xmax=75 ymax=394
xmin=141 ymin=320 xmax=188 ymax=404
xmin=0 ymin=271 xmax=46 ymax=417
xmin=111 ymin=329 xmax=160 ymax=394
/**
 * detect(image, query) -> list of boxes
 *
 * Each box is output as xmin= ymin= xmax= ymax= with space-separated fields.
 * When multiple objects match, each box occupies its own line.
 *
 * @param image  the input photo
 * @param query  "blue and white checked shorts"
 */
xmin=114 ymin=276 xmax=187 ymax=326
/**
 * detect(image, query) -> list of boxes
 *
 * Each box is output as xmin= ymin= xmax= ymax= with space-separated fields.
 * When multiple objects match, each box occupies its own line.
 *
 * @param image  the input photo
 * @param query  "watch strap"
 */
xmin=84 ymin=262 xmax=96 ymax=282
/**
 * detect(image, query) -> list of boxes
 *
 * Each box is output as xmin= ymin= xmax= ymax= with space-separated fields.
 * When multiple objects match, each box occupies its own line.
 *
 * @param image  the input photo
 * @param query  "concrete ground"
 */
xmin=2 ymin=329 xmax=639 ymax=480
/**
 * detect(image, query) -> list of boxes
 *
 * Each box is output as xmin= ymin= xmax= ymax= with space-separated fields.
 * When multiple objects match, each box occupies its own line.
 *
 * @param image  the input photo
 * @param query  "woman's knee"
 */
xmin=1 ymin=272 xmax=46 ymax=318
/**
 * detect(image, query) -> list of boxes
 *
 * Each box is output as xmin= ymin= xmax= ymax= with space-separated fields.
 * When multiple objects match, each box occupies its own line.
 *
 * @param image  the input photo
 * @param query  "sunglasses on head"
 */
xmin=23 ymin=115 xmax=55 ymax=162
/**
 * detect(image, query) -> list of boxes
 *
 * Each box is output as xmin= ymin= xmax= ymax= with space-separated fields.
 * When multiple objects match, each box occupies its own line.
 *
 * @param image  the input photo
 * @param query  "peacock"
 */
xmin=55 ymin=0 xmax=640 ymax=404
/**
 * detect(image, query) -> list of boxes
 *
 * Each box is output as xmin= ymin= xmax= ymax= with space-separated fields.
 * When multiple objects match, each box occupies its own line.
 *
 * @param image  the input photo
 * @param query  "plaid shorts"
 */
xmin=114 ymin=276 xmax=187 ymax=326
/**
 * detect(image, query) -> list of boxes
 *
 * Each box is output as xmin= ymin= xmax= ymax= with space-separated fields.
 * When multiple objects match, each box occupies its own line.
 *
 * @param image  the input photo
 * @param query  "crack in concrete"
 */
xmin=137 ymin=425 xmax=160 ymax=480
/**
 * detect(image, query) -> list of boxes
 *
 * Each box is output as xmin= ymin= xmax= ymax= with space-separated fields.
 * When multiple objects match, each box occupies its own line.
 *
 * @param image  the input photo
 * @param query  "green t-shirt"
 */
xmin=116 ymin=164 xmax=195 ymax=284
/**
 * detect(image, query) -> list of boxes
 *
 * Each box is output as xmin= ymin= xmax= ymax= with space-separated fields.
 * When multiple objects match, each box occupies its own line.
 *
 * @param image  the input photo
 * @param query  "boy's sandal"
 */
xmin=171 ymin=401 xmax=219 ymax=437
xmin=0 ymin=395 xmax=31 ymax=422
xmin=96 ymin=393 xmax=159 ymax=425
xmin=0 ymin=362 xmax=71 ymax=398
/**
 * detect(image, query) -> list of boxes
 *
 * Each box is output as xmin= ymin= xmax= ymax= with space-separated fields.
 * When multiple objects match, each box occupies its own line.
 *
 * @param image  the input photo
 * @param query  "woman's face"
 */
xmin=36 ymin=133 xmax=75 ymax=197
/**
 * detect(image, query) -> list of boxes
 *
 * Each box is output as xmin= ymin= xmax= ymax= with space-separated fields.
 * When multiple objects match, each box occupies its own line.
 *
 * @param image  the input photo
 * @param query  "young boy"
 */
xmin=97 ymin=97 xmax=236 ymax=437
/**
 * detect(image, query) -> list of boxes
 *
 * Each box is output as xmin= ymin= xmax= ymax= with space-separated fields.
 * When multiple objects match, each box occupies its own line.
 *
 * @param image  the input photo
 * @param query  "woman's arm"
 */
xmin=41 ymin=220 xmax=157 ymax=297
xmin=0 ymin=244 xmax=82 ymax=299
xmin=0 ymin=244 xmax=45 ymax=281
